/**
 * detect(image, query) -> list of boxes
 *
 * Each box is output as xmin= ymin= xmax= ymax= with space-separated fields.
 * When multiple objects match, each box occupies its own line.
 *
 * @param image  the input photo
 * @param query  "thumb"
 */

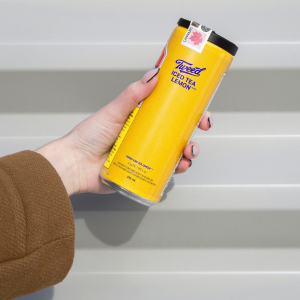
xmin=102 ymin=68 xmax=159 ymax=124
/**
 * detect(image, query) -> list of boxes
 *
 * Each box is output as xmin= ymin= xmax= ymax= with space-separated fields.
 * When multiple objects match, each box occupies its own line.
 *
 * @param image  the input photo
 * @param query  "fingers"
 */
xmin=199 ymin=111 xmax=214 ymax=131
xmin=174 ymin=158 xmax=192 ymax=174
xmin=183 ymin=142 xmax=200 ymax=159
xmin=174 ymin=142 xmax=199 ymax=174
xmin=103 ymin=68 xmax=159 ymax=124
xmin=175 ymin=112 xmax=214 ymax=175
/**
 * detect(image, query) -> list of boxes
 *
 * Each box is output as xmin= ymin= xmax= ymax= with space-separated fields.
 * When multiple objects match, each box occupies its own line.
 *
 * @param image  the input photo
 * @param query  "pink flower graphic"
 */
xmin=189 ymin=30 xmax=204 ymax=45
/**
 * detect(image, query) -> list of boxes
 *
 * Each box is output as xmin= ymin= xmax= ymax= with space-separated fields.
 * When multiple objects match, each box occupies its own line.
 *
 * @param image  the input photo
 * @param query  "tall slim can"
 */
xmin=100 ymin=18 xmax=238 ymax=206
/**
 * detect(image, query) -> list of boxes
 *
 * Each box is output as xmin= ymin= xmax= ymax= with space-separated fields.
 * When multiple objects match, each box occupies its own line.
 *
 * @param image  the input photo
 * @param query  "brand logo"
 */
xmin=175 ymin=59 xmax=206 ymax=77
xmin=189 ymin=30 xmax=205 ymax=46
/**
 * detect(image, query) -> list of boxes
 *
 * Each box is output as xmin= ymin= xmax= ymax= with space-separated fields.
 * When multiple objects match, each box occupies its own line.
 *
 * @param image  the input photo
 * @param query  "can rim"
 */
xmin=177 ymin=18 xmax=238 ymax=56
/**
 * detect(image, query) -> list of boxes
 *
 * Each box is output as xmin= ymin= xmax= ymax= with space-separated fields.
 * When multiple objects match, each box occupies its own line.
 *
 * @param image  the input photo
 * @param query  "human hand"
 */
xmin=35 ymin=68 xmax=213 ymax=196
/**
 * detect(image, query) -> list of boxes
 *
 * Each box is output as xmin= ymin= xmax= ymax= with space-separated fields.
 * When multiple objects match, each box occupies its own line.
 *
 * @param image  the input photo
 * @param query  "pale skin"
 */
xmin=35 ymin=68 xmax=213 ymax=196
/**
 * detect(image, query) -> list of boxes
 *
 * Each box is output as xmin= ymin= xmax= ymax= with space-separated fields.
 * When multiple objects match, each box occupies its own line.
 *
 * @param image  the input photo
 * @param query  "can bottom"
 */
xmin=102 ymin=178 xmax=157 ymax=207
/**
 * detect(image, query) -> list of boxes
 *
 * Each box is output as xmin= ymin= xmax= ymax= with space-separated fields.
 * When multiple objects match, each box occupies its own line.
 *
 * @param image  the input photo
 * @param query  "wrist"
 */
xmin=35 ymin=137 xmax=81 ymax=196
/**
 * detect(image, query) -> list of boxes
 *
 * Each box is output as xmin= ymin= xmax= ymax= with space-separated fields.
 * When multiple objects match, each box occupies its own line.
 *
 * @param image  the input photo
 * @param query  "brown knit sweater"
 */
xmin=0 ymin=151 xmax=75 ymax=300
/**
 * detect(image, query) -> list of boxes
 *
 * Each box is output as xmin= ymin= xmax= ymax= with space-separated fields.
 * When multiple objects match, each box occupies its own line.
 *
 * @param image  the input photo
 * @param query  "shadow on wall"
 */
xmin=14 ymin=182 xmax=175 ymax=300
xmin=1 ymin=69 xmax=300 ymax=113
xmin=71 ymin=182 xmax=300 ymax=249
xmin=70 ymin=178 xmax=174 ymax=247
xmin=15 ymin=287 xmax=54 ymax=300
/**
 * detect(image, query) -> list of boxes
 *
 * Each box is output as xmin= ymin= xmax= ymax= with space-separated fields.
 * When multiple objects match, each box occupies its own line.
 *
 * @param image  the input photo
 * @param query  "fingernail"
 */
xmin=142 ymin=67 xmax=160 ymax=84
xmin=208 ymin=117 xmax=214 ymax=128
xmin=189 ymin=159 xmax=192 ymax=168
xmin=191 ymin=145 xmax=199 ymax=157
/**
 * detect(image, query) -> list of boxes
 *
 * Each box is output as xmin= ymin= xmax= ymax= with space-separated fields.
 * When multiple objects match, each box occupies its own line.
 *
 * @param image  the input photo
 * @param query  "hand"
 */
xmin=35 ymin=68 xmax=214 ymax=196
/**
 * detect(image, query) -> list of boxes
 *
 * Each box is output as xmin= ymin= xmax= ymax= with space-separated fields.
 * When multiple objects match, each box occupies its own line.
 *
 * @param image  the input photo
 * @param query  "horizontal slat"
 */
xmin=16 ymin=273 xmax=300 ymax=300
xmin=72 ymin=208 xmax=300 ymax=250
xmin=1 ymin=0 xmax=298 ymax=43
xmin=174 ymin=136 xmax=300 ymax=185
xmin=1 ymin=70 xmax=300 ymax=113
xmin=70 ymin=249 xmax=300 ymax=272
xmin=1 ymin=43 xmax=300 ymax=70
xmin=1 ymin=113 xmax=300 ymax=186
xmin=1 ymin=135 xmax=299 ymax=184
xmin=0 ymin=0 xmax=299 ymax=70
xmin=70 ymin=185 xmax=300 ymax=211
xmin=1 ymin=113 xmax=300 ymax=137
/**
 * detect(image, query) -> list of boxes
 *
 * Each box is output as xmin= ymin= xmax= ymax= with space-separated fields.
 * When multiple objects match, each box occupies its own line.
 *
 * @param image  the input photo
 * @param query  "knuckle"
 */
xmin=124 ymin=82 xmax=139 ymax=103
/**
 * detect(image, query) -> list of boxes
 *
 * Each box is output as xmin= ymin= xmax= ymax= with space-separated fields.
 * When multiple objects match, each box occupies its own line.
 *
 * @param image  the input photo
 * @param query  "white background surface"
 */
xmin=1 ymin=0 xmax=299 ymax=299
xmin=6 ymin=111 xmax=300 ymax=299
xmin=0 ymin=0 xmax=299 ymax=69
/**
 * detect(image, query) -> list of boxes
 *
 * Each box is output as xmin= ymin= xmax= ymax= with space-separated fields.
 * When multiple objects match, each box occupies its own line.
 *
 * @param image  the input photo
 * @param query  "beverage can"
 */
xmin=100 ymin=18 xmax=238 ymax=206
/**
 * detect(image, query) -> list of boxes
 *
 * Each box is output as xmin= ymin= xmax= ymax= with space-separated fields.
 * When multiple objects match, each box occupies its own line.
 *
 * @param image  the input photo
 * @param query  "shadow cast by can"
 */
xmin=70 ymin=182 xmax=174 ymax=247
xmin=15 ymin=286 xmax=54 ymax=300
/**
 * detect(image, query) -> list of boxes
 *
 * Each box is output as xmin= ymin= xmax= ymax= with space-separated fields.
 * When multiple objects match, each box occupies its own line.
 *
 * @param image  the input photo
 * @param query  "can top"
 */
xmin=177 ymin=18 xmax=238 ymax=56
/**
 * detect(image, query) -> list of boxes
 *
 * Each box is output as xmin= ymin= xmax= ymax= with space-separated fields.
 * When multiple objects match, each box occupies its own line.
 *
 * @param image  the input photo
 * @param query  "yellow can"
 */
xmin=100 ymin=18 xmax=238 ymax=206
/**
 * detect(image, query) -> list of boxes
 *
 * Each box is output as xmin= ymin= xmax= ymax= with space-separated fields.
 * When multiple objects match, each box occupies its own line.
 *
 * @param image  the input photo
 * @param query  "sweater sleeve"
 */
xmin=0 ymin=150 xmax=75 ymax=300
